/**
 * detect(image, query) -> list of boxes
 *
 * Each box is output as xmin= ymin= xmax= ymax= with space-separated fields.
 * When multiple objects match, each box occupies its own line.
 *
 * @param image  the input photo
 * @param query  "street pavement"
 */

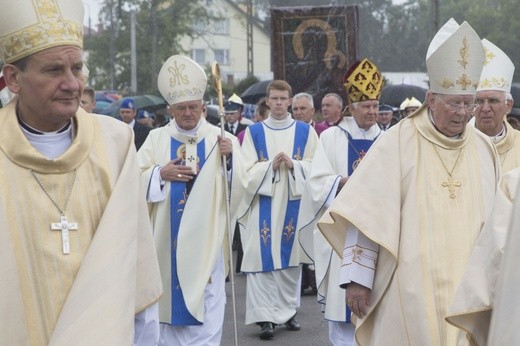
xmin=221 ymin=265 xmax=330 ymax=345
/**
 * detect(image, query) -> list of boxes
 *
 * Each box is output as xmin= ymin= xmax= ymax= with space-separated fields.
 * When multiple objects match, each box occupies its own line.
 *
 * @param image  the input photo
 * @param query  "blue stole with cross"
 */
xmin=343 ymin=130 xmax=378 ymax=323
xmin=346 ymin=132 xmax=377 ymax=176
xmin=248 ymin=121 xmax=310 ymax=272
xmin=169 ymin=137 xmax=206 ymax=325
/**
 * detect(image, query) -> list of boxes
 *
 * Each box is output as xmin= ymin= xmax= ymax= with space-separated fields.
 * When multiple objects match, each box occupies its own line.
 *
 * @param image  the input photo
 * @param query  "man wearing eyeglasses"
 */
xmin=472 ymin=40 xmax=519 ymax=173
xmin=445 ymin=40 xmax=519 ymax=344
xmin=317 ymin=19 xmax=501 ymax=345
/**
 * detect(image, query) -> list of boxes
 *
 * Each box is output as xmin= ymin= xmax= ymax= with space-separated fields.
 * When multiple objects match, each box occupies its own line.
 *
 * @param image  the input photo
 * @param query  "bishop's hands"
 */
xmin=346 ymin=282 xmax=371 ymax=319
xmin=217 ymin=136 xmax=232 ymax=158
xmin=272 ymin=152 xmax=294 ymax=171
xmin=160 ymin=158 xmax=194 ymax=182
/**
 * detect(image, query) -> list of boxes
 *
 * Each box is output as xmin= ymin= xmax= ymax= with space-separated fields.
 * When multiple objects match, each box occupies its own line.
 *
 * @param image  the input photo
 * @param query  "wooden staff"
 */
xmin=211 ymin=61 xmax=239 ymax=346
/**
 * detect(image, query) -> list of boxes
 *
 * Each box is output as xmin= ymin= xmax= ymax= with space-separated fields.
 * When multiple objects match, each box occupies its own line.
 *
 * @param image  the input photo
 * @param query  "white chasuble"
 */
xmin=237 ymin=118 xmax=318 ymax=273
xmin=298 ymin=117 xmax=381 ymax=322
xmin=447 ymin=168 xmax=520 ymax=345
xmin=318 ymin=106 xmax=500 ymax=346
xmin=0 ymin=100 xmax=162 ymax=345
xmin=495 ymin=121 xmax=520 ymax=174
xmin=138 ymin=119 xmax=246 ymax=325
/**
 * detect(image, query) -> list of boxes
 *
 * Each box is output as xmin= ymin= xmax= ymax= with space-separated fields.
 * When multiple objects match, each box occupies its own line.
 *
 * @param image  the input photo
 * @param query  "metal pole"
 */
xmin=211 ymin=61 xmax=239 ymax=346
xmin=130 ymin=10 xmax=137 ymax=93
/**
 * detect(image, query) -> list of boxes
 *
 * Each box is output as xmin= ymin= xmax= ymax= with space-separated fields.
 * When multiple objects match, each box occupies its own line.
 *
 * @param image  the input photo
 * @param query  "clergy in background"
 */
xmin=0 ymin=1 xmax=162 ymax=345
xmin=237 ymin=80 xmax=318 ymax=340
xmin=318 ymin=18 xmax=501 ymax=345
xmin=298 ymin=58 xmax=383 ymax=346
xmin=472 ymin=39 xmax=520 ymax=173
xmin=446 ymin=39 xmax=518 ymax=344
xmin=137 ymin=55 xmax=246 ymax=345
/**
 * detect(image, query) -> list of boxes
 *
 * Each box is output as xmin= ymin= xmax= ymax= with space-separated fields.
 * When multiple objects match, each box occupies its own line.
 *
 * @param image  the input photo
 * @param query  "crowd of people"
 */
xmin=2 ymin=1 xmax=520 ymax=346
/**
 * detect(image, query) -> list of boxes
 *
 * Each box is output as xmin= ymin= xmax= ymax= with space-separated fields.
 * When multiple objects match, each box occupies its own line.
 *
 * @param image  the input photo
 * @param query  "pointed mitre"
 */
xmin=476 ymin=39 xmax=515 ymax=93
xmin=426 ymin=18 xmax=484 ymax=95
xmin=157 ymin=55 xmax=207 ymax=105
xmin=343 ymin=58 xmax=383 ymax=104
xmin=0 ymin=0 xmax=84 ymax=63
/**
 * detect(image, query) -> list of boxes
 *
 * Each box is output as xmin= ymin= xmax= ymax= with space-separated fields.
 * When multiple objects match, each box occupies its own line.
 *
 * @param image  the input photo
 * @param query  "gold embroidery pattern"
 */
xmin=351 ymin=149 xmax=367 ymax=172
xmin=456 ymin=73 xmax=473 ymax=91
xmin=479 ymin=77 xmax=508 ymax=89
xmin=164 ymin=61 xmax=203 ymax=101
xmin=260 ymin=220 xmax=271 ymax=246
xmin=458 ymin=37 xmax=469 ymax=69
xmin=283 ymin=219 xmax=295 ymax=243
xmin=293 ymin=147 xmax=302 ymax=160
xmin=341 ymin=245 xmax=377 ymax=271
xmin=438 ymin=79 xmax=455 ymax=89
xmin=177 ymin=189 xmax=188 ymax=213
xmin=0 ymin=0 xmax=83 ymax=63
xmin=483 ymin=47 xmax=496 ymax=65
xmin=258 ymin=151 xmax=267 ymax=162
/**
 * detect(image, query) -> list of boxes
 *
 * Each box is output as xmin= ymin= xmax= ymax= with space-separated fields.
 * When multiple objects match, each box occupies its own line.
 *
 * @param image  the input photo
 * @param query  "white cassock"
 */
xmin=138 ymin=118 xmax=246 ymax=345
xmin=298 ymin=116 xmax=381 ymax=346
xmin=238 ymin=115 xmax=318 ymax=325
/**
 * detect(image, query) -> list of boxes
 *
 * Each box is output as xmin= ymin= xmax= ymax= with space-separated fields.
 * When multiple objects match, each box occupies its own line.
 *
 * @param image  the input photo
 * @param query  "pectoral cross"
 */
xmin=51 ymin=215 xmax=78 ymax=254
xmin=441 ymin=176 xmax=461 ymax=199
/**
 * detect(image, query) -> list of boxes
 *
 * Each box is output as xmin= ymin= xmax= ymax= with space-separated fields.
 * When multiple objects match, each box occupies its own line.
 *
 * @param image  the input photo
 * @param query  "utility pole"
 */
xmin=109 ymin=0 xmax=117 ymax=90
xmin=130 ymin=10 xmax=137 ymax=93
xmin=430 ymin=0 xmax=440 ymax=40
xmin=246 ymin=0 xmax=254 ymax=76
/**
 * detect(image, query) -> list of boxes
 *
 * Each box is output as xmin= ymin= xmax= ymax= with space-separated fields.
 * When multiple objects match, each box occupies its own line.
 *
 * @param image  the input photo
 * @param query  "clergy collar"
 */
xmin=489 ymin=124 xmax=506 ymax=143
xmin=265 ymin=113 xmax=293 ymax=129
xmin=17 ymin=110 xmax=72 ymax=135
xmin=173 ymin=118 xmax=202 ymax=136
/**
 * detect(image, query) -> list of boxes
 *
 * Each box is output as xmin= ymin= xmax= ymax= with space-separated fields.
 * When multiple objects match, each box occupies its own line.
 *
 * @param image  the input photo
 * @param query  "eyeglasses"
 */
xmin=436 ymin=97 xmax=476 ymax=112
xmin=474 ymin=97 xmax=506 ymax=107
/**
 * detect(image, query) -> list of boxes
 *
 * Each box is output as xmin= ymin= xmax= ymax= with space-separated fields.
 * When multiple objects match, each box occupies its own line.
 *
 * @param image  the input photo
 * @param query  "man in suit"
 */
xmin=224 ymin=94 xmax=249 ymax=136
xmin=119 ymin=97 xmax=151 ymax=150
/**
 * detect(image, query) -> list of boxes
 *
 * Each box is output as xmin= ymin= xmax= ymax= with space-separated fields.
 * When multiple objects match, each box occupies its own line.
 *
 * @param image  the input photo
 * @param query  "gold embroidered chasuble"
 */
xmin=318 ymin=106 xmax=500 ymax=345
xmin=0 ymin=100 xmax=162 ymax=345
xmin=137 ymin=119 xmax=246 ymax=324
xmin=446 ymin=168 xmax=520 ymax=345
xmin=495 ymin=121 xmax=520 ymax=173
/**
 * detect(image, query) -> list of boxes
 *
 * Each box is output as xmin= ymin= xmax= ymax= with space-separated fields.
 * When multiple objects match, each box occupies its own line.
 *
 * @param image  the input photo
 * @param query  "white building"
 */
xmin=179 ymin=0 xmax=273 ymax=84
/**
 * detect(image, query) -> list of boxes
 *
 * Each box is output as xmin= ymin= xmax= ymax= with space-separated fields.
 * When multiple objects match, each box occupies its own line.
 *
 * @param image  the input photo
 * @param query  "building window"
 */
xmin=214 ymin=49 xmax=229 ymax=65
xmin=192 ymin=49 xmax=206 ymax=65
xmin=212 ymin=19 xmax=229 ymax=35
xmin=193 ymin=20 xmax=206 ymax=34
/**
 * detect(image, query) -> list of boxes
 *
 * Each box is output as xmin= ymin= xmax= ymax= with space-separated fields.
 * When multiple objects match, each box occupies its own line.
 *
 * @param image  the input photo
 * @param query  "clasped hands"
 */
xmin=346 ymin=282 xmax=371 ymax=319
xmin=272 ymin=152 xmax=294 ymax=171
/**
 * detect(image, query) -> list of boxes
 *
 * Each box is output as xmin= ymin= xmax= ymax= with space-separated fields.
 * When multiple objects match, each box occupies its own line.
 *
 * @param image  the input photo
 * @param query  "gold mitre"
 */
xmin=477 ymin=39 xmax=515 ymax=93
xmin=0 ymin=0 xmax=84 ymax=63
xmin=343 ymin=58 xmax=383 ymax=103
xmin=157 ymin=55 xmax=207 ymax=105
xmin=426 ymin=18 xmax=484 ymax=95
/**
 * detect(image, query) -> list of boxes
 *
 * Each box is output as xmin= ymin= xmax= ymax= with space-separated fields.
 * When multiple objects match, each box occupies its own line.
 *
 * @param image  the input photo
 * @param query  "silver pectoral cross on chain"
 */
xmin=51 ymin=215 xmax=78 ymax=255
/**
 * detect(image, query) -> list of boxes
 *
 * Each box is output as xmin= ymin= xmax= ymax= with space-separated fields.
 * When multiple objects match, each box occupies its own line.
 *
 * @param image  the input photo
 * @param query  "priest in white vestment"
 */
xmin=471 ymin=39 xmax=520 ymax=173
xmin=317 ymin=19 xmax=501 ymax=345
xmin=446 ymin=39 xmax=518 ymax=345
xmin=0 ymin=1 xmax=163 ymax=345
xmin=238 ymin=80 xmax=318 ymax=340
xmin=137 ymin=55 xmax=246 ymax=345
xmin=298 ymin=58 xmax=383 ymax=346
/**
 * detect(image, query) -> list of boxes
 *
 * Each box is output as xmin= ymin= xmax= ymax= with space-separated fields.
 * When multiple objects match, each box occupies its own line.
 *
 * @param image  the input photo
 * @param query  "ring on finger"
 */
xmin=177 ymin=174 xmax=182 ymax=178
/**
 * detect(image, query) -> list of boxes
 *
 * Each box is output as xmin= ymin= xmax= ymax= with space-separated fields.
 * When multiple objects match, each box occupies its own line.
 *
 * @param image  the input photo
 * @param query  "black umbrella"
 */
xmin=380 ymin=84 xmax=427 ymax=108
xmin=241 ymin=80 xmax=272 ymax=104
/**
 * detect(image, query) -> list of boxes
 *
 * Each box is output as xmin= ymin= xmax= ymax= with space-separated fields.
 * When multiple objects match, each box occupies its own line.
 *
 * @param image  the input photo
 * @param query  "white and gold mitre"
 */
xmin=157 ymin=55 xmax=207 ymax=105
xmin=0 ymin=0 xmax=84 ymax=63
xmin=426 ymin=18 xmax=484 ymax=95
xmin=476 ymin=39 xmax=514 ymax=93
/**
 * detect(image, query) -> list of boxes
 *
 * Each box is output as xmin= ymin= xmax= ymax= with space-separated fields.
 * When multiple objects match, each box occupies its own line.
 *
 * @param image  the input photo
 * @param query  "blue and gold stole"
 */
xmin=249 ymin=121 xmax=310 ymax=272
xmin=346 ymin=132 xmax=377 ymax=175
xmin=169 ymin=137 xmax=206 ymax=325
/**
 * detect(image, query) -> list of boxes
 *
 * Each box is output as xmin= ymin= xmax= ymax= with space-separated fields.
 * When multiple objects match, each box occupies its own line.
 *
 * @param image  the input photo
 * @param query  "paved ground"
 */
xmin=221 ymin=264 xmax=330 ymax=345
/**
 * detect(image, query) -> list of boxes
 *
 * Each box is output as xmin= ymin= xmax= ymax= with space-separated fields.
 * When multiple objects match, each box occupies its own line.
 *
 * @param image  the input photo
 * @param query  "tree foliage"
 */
xmin=85 ymin=0 xmax=520 ymax=95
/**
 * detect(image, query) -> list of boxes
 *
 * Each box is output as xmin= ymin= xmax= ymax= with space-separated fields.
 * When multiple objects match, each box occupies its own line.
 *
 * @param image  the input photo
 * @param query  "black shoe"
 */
xmin=259 ymin=322 xmax=274 ymax=340
xmin=284 ymin=316 xmax=301 ymax=331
